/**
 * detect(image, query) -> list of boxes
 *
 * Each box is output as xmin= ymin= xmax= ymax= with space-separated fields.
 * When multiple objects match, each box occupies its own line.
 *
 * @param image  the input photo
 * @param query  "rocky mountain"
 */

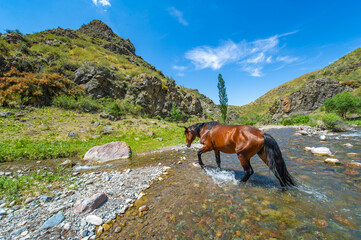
xmin=0 ymin=20 xmax=218 ymax=119
xmin=234 ymin=47 xmax=361 ymax=120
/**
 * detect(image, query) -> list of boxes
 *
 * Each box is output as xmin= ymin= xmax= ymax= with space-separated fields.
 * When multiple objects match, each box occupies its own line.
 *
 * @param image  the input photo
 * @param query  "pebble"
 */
xmin=63 ymin=222 xmax=72 ymax=231
xmin=324 ymin=158 xmax=341 ymax=164
xmin=0 ymin=208 xmax=6 ymax=215
xmin=68 ymin=132 xmax=78 ymax=137
xmin=103 ymin=223 xmax=110 ymax=231
xmin=305 ymin=147 xmax=333 ymax=156
xmin=24 ymin=197 xmax=34 ymax=204
xmin=40 ymin=212 xmax=65 ymax=229
xmin=10 ymin=226 xmax=27 ymax=237
xmin=86 ymin=215 xmax=103 ymax=225
xmin=114 ymin=226 xmax=122 ymax=233
xmin=344 ymin=143 xmax=353 ymax=148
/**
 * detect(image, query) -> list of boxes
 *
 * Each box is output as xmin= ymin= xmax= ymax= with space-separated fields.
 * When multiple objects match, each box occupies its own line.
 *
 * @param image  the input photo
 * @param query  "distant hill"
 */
xmin=0 ymin=20 xmax=218 ymax=119
xmin=232 ymin=47 xmax=361 ymax=120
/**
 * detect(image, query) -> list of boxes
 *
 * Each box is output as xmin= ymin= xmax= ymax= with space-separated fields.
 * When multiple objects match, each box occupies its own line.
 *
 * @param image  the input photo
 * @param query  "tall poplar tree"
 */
xmin=217 ymin=74 xmax=228 ymax=123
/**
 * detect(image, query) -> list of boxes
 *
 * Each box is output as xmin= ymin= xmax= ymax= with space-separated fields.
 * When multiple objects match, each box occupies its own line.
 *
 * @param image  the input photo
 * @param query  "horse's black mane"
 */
xmin=187 ymin=121 xmax=219 ymax=136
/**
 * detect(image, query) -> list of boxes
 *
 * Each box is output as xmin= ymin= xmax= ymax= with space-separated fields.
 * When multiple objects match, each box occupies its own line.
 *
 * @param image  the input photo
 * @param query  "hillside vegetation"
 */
xmin=0 ymin=20 xmax=218 ymax=120
xmin=233 ymin=47 xmax=361 ymax=120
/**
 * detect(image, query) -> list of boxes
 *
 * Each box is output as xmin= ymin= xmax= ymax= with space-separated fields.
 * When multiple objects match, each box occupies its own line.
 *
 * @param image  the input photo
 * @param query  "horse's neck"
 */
xmin=199 ymin=126 xmax=209 ymax=138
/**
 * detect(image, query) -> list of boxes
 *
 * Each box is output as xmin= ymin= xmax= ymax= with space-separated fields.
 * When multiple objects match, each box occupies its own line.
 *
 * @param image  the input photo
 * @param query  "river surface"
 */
xmin=100 ymin=127 xmax=361 ymax=240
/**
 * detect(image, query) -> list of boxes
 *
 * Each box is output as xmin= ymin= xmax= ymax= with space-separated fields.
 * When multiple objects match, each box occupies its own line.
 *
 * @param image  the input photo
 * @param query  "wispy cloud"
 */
xmin=185 ymin=40 xmax=243 ymax=70
xmin=185 ymin=32 xmax=299 ymax=77
xmin=92 ymin=0 xmax=111 ymax=7
xmin=172 ymin=65 xmax=187 ymax=71
xmin=168 ymin=7 xmax=188 ymax=26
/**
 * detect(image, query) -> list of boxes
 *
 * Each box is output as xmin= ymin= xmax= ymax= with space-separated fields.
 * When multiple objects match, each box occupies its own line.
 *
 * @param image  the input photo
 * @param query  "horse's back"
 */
xmin=210 ymin=124 xmax=264 ymax=154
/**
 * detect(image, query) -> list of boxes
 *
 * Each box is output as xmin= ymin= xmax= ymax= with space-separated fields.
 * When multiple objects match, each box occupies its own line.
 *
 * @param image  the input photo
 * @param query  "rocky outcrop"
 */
xmin=74 ymin=63 xmax=127 ymax=99
xmin=269 ymin=78 xmax=354 ymax=119
xmin=125 ymin=74 xmax=209 ymax=118
xmin=79 ymin=20 xmax=135 ymax=55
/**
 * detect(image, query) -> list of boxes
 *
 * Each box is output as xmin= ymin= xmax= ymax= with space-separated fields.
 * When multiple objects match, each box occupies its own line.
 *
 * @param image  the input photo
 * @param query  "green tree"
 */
xmin=323 ymin=91 xmax=360 ymax=119
xmin=217 ymin=74 xmax=228 ymax=123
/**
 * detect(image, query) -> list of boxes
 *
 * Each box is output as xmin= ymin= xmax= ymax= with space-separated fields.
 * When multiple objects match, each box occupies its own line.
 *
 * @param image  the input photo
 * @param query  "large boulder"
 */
xmin=84 ymin=141 xmax=131 ymax=162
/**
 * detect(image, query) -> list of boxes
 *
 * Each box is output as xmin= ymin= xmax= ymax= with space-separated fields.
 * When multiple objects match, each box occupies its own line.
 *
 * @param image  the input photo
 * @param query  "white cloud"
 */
xmin=172 ymin=65 xmax=187 ymax=71
xmin=242 ymin=66 xmax=263 ymax=77
xmin=168 ymin=7 xmax=188 ymax=26
xmin=92 ymin=0 xmax=111 ymax=7
xmin=185 ymin=32 xmax=299 ymax=77
xmin=185 ymin=40 xmax=242 ymax=70
xmin=276 ymin=56 xmax=299 ymax=64
xmin=246 ymin=52 xmax=265 ymax=64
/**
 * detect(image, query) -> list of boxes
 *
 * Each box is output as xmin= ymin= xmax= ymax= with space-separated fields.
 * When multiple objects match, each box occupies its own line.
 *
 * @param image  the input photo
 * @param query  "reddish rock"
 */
xmin=74 ymin=193 xmax=108 ymax=214
xmin=83 ymin=141 xmax=131 ymax=162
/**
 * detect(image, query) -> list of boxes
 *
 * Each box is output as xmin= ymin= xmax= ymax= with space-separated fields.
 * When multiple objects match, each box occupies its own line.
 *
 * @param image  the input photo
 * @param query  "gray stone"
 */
xmin=0 ymin=208 xmax=6 ymax=215
xmin=68 ymin=132 xmax=78 ymax=137
xmin=81 ymin=229 xmax=89 ymax=237
xmin=83 ymin=141 xmax=131 ymax=162
xmin=101 ymin=126 xmax=113 ymax=134
xmin=10 ymin=226 xmax=26 ymax=236
xmin=0 ymin=111 xmax=13 ymax=117
xmin=38 ymin=195 xmax=54 ymax=203
xmin=40 ymin=212 xmax=65 ymax=229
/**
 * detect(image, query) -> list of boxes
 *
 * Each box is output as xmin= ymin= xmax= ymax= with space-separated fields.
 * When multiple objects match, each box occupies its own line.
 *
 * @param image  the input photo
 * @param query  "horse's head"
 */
xmin=184 ymin=126 xmax=196 ymax=147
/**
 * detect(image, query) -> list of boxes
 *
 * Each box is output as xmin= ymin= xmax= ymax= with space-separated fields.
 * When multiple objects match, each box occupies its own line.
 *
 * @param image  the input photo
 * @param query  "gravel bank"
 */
xmin=0 ymin=166 xmax=167 ymax=240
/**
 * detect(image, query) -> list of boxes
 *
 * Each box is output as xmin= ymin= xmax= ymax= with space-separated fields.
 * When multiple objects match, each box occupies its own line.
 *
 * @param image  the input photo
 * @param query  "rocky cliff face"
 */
xmin=269 ymin=78 xmax=354 ymax=119
xmin=0 ymin=20 xmax=218 ymax=119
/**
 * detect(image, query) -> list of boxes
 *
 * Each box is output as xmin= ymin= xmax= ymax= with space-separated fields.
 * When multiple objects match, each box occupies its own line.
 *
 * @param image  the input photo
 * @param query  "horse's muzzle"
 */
xmin=186 ymin=143 xmax=191 ymax=148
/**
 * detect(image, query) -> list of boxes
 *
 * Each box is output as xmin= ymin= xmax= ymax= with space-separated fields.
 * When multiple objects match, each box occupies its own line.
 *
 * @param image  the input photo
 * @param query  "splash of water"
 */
xmin=204 ymin=168 xmax=239 ymax=186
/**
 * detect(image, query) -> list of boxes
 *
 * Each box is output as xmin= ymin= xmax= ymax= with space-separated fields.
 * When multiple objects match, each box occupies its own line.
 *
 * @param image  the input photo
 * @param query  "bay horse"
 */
xmin=184 ymin=122 xmax=296 ymax=187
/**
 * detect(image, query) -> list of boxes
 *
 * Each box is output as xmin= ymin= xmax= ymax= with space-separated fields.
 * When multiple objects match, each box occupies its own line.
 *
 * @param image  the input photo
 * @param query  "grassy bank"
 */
xmin=0 ymin=167 xmax=75 ymax=204
xmin=0 ymin=106 xmax=188 ymax=162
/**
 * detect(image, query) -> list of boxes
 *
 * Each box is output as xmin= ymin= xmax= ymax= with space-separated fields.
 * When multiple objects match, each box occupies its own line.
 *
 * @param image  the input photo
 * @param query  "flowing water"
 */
xmin=102 ymin=127 xmax=361 ymax=240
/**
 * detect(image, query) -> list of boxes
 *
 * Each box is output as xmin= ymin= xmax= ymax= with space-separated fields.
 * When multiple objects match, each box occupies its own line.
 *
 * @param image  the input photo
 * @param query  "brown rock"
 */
xmin=83 ymin=141 xmax=131 ymax=162
xmin=74 ymin=193 xmax=108 ymax=214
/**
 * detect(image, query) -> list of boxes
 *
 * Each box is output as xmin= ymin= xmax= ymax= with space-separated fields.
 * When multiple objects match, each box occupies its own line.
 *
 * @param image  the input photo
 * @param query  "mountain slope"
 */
xmin=0 ymin=20 xmax=218 ymax=119
xmin=234 ymin=47 xmax=361 ymax=120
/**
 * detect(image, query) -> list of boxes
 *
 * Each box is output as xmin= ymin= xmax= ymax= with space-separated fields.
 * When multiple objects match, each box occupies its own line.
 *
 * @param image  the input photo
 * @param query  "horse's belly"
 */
xmin=216 ymin=146 xmax=236 ymax=154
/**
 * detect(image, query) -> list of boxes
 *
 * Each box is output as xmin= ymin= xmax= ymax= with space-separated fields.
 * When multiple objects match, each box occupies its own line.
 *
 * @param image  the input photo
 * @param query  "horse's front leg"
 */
xmin=197 ymin=144 xmax=212 ymax=169
xmin=214 ymin=150 xmax=221 ymax=169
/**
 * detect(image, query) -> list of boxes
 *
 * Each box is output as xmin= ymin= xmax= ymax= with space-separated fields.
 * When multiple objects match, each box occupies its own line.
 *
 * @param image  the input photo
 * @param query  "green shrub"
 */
xmin=280 ymin=115 xmax=311 ymax=126
xmin=170 ymin=104 xmax=184 ymax=122
xmin=322 ymin=113 xmax=349 ymax=132
xmin=53 ymin=95 xmax=77 ymax=110
xmin=323 ymin=91 xmax=360 ymax=119
xmin=105 ymin=101 xmax=123 ymax=117
xmin=53 ymin=95 xmax=101 ymax=112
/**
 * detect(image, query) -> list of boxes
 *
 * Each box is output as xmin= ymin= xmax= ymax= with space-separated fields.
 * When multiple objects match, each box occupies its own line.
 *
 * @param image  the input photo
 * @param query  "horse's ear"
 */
xmin=183 ymin=127 xmax=188 ymax=132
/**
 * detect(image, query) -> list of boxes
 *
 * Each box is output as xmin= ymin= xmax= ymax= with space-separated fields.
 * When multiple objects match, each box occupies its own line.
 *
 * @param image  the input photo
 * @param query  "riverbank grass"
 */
xmin=0 ymin=106 xmax=187 ymax=162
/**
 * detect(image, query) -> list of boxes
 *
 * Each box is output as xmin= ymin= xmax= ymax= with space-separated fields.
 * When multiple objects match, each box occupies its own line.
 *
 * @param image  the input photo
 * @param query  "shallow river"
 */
xmin=100 ymin=127 xmax=361 ymax=240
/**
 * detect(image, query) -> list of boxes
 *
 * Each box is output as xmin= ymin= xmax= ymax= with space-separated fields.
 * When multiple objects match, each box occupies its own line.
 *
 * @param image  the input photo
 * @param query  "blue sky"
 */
xmin=1 ymin=0 xmax=361 ymax=106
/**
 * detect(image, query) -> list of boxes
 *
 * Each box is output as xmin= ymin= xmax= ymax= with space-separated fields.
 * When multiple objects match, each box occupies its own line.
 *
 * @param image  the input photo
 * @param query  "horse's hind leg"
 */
xmin=214 ymin=150 xmax=221 ymax=169
xmin=237 ymin=153 xmax=253 ymax=182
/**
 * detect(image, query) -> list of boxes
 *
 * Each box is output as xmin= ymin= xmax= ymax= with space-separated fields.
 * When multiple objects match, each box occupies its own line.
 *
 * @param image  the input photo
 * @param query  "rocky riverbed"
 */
xmin=0 ymin=166 xmax=170 ymax=240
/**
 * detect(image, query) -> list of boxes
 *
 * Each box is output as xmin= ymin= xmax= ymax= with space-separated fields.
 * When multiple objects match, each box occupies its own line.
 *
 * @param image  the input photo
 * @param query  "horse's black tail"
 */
xmin=263 ymin=133 xmax=296 ymax=187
